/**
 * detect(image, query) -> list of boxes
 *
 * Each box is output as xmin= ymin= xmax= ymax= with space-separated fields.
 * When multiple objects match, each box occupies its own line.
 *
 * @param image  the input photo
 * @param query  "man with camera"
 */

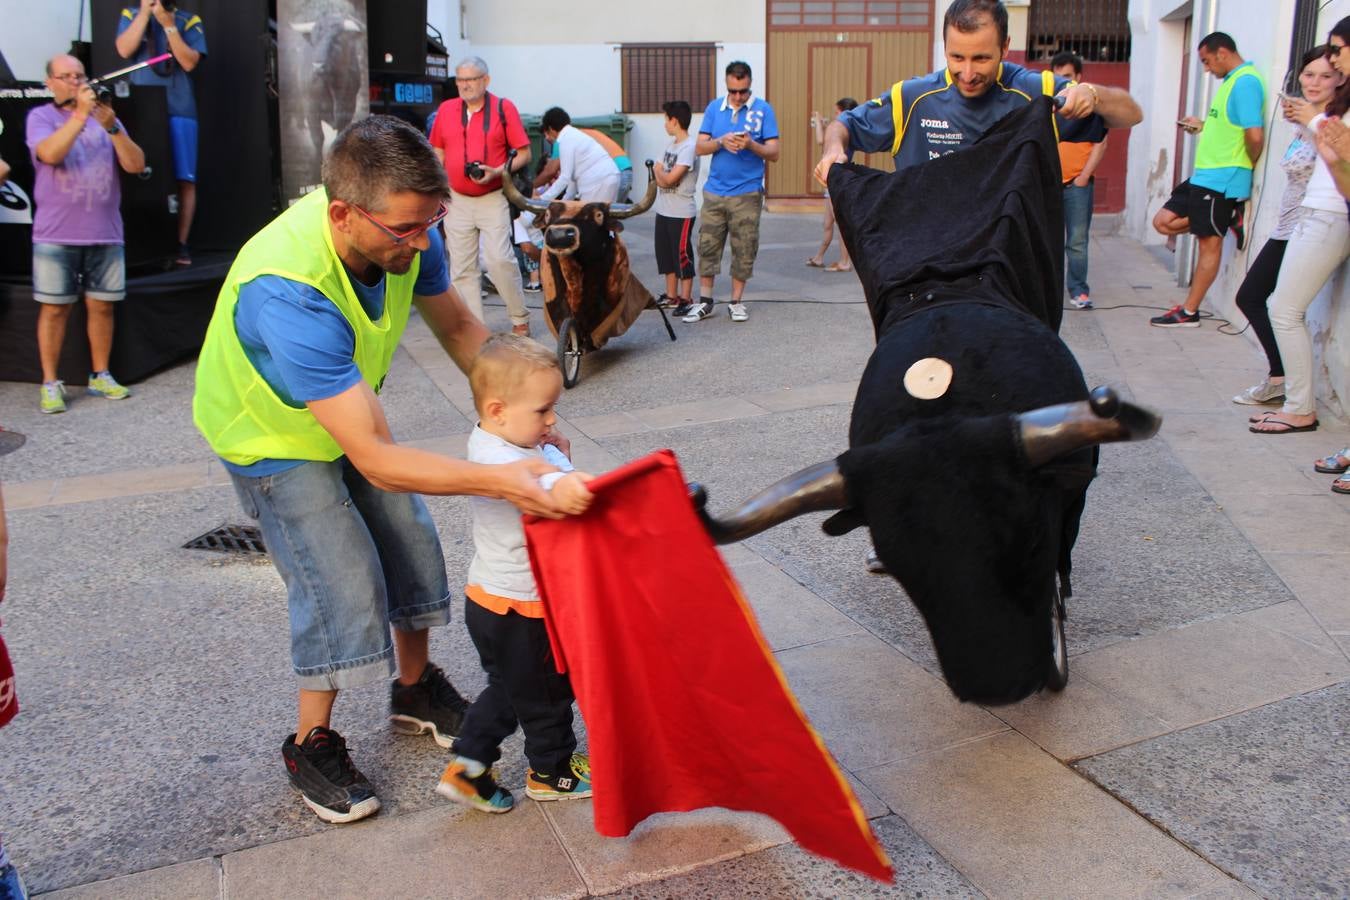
xmin=116 ymin=0 xmax=207 ymax=267
xmin=26 ymin=54 xmax=146 ymax=414
xmin=428 ymin=56 xmax=532 ymax=334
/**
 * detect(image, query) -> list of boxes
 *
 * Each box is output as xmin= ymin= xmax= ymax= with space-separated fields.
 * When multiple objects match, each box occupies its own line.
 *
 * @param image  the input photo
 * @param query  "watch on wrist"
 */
xmin=106 ymin=123 xmax=121 ymax=135
xmin=163 ymin=26 xmax=179 ymax=35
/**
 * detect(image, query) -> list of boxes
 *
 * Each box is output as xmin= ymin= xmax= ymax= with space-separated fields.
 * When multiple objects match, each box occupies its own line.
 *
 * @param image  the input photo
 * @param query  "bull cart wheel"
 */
xmin=557 ymin=317 xmax=582 ymax=389
xmin=1046 ymin=579 xmax=1069 ymax=691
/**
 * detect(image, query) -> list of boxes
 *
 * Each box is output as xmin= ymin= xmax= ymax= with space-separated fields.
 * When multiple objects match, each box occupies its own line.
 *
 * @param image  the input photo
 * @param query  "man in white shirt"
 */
xmin=539 ymin=107 xmax=620 ymax=203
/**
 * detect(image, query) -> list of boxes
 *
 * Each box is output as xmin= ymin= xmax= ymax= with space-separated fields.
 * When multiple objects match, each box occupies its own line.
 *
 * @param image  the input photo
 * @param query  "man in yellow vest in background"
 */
xmin=1151 ymin=32 xmax=1266 ymax=327
xmin=193 ymin=116 xmax=583 ymax=825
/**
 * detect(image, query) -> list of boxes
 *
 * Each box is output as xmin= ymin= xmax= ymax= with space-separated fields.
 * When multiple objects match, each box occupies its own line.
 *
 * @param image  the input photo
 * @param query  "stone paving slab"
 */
xmin=727 ymin=558 xmax=866 ymax=652
xmin=858 ymin=731 xmax=1247 ymax=899
xmin=774 ymin=633 xmax=1007 ymax=772
xmin=1070 ymin=601 xmax=1349 ymax=730
xmin=40 ymin=860 xmax=220 ymax=900
xmin=540 ymin=804 xmax=789 ymax=896
xmin=223 ymin=803 xmax=587 ymax=900
xmin=612 ymin=815 xmax=982 ymax=900
xmin=1077 ymin=682 xmax=1350 ymax=899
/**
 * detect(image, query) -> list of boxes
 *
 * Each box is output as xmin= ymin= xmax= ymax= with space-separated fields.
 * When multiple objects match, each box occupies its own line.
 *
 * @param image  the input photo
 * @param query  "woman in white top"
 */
xmin=1250 ymin=41 xmax=1350 ymax=435
xmin=539 ymin=107 xmax=621 ymax=203
xmin=1232 ymin=48 xmax=1341 ymax=407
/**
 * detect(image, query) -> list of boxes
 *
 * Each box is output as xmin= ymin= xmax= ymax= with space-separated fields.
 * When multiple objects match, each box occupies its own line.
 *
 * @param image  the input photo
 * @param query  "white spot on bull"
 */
xmin=904 ymin=357 xmax=953 ymax=400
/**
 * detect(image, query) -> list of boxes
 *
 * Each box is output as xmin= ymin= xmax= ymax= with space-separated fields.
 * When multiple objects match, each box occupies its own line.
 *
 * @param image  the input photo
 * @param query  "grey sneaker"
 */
xmin=728 ymin=302 xmax=749 ymax=322
xmin=1232 ymin=379 xmax=1285 ymax=406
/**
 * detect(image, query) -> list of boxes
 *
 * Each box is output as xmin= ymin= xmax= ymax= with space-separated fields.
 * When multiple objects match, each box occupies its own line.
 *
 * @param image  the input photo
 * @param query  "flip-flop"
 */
xmin=1249 ymin=410 xmax=1280 ymax=423
xmin=1333 ymin=476 xmax=1350 ymax=495
xmin=1249 ymin=417 xmax=1319 ymax=434
xmin=825 ymin=263 xmax=853 ymax=272
xmin=805 ymin=258 xmax=825 ymax=268
xmin=1313 ymin=448 xmax=1350 ymax=474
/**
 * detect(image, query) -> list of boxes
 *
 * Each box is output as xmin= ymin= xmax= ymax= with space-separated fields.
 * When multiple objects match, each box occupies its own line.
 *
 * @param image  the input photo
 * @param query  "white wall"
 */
xmin=0 ymin=0 xmax=92 ymax=81
xmin=1126 ymin=0 xmax=1348 ymax=419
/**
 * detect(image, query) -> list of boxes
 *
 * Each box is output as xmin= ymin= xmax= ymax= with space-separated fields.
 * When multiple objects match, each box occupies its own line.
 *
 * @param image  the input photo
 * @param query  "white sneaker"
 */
xmin=728 ymin=303 xmax=749 ymax=322
xmin=1232 ymin=379 xmax=1285 ymax=406
xmin=683 ymin=300 xmax=715 ymax=322
xmin=1069 ymin=294 xmax=1093 ymax=310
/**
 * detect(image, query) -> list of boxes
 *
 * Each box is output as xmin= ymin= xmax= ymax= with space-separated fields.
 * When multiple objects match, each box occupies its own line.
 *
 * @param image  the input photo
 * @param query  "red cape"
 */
xmin=525 ymin=450 xmax=892 ymax=882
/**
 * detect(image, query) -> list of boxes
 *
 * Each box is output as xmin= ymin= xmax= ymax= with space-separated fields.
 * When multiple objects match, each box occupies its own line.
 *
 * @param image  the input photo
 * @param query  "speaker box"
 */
xmin=114 ymin=85 xmax=179 ymax=272
xmin=368 ymin=0 xmax=427 ymax=74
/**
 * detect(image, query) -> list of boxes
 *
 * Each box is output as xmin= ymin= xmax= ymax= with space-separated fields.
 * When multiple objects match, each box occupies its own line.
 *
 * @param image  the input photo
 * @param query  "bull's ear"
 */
xmin=592 ymin=207 xmax=605 ymax=225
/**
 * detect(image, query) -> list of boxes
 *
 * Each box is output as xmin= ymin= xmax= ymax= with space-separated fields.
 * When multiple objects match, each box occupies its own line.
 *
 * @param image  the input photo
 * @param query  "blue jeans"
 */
xmin=1063 ymin=180 xmax=1093 ymax=299
xmin=230 ymin=459 xmax=452 ymax=691
xmin=31 ymin=243 xmax=125 ymax=304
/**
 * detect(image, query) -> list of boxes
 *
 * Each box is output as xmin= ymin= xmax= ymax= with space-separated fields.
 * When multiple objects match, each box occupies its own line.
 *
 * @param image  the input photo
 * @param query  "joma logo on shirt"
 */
xmin=920 ymin=118 xmax=950 ymax=129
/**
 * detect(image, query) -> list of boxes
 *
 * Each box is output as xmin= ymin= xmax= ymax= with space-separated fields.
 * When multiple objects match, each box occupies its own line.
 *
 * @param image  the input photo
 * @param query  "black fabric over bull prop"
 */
xmin=692 ymin=99 xmax=1161 ymax=706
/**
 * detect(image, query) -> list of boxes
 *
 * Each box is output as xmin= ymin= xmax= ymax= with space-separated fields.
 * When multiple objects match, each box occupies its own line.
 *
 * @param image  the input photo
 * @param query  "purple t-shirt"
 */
xmin=25 ymin=104 xmax=124 ymax=245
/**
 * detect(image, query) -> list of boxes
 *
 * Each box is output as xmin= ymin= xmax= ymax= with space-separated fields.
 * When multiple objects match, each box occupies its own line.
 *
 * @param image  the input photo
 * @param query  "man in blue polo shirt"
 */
xmin=683 ymin=60 xmax=780 ymax=324
xmin=116 ymin=0 xmax=207 ymax=266
xmin=814 ymin=0 xmax=1140 ymax=180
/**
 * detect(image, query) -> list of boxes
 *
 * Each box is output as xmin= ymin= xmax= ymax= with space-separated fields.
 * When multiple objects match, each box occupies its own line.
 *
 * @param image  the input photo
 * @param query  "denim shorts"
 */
xmin=32 ymin=243 xmax=125 ymax=304
xmin=230 ymin=458 xmax=452 ymax=691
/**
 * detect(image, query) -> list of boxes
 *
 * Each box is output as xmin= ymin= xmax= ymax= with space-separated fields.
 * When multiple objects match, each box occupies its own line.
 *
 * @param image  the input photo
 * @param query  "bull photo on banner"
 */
xmin=278 ymin=0 xmax=369 ymax=204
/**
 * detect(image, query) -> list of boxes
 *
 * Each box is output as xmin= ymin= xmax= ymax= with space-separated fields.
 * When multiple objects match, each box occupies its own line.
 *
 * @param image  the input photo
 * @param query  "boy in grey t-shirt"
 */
xmin=652 ymin=100 xmax=700 ymax=315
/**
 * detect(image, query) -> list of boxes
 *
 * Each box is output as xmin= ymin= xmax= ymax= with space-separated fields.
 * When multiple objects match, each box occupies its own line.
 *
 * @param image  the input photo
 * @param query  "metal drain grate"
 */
xmin=183 ymin=524 xmax=267 ymax=555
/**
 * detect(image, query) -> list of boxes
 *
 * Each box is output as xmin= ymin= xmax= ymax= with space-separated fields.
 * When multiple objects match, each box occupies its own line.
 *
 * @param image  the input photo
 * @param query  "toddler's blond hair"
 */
xmin=469 ymin=333 xmax=559 ymax=416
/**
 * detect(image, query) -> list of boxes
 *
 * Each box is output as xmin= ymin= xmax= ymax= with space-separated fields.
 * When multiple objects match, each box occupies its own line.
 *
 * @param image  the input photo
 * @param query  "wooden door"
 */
xmin=807 ymin=44 xmax=870 ymax=195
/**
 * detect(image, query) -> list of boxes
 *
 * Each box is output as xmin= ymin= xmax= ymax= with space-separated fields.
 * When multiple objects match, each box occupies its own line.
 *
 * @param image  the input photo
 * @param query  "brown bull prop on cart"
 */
xmin=503 ymin=160 xmax=675 ymax=387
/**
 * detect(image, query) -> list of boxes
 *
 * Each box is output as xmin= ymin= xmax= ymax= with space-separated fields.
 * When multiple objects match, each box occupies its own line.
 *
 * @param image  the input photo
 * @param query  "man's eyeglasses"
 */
xmin=455 ymin=74 xmax=486 ymax=84
xmin=351 ymin=202 xmax=448 ymax=245
xmin=50 ymin=73 xmax=86 ymax=83
xmin=727 ymin=87 xmax=752 ymax=96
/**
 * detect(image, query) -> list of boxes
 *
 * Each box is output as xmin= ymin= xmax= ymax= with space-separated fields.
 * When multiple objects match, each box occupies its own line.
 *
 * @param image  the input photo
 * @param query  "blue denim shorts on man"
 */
xmin=31 ymin=243 xmax=126 ymax=305
xmin=230 ymin=458 xmax=452 ymax=691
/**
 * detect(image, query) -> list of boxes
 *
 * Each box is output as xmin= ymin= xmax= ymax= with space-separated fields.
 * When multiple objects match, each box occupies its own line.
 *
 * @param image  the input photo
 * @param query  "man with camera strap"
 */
xmin=428 ymin=56 xmax=533 ymax=335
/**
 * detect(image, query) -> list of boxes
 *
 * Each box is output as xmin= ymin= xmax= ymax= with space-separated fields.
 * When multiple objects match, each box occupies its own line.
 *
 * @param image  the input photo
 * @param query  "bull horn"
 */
xmin=342 ymin=17 xmax=363 ymax=32
xmin=501 ymin=149 xmax=550 ymax=214
xmin=608 ymin=160 xmax=658 ymax=219
xmin=290 ymin=21 xmax=315 ymax=33
xmin=689 ymin=459 xmax=847 ymax=545
xmin=1017 ymin=386 xmax=1163 ymax=469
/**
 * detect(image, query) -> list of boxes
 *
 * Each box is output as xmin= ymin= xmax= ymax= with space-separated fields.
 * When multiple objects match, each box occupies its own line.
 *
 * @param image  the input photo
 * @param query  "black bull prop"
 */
xmin=693 ymin=99 xmax=1161 ymax=706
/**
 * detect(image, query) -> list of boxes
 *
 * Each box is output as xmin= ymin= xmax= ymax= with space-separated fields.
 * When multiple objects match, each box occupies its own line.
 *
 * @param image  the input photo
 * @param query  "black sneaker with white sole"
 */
xmin=389 ymin=662 xmax=470 ymax=748
xmin=282 ymin=727 xmax=381 ymax=824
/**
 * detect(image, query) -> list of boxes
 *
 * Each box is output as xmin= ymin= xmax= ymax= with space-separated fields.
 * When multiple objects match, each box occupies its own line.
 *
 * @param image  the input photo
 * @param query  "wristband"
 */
xmin=1083 ymin=83 xmax=1099 ymax=107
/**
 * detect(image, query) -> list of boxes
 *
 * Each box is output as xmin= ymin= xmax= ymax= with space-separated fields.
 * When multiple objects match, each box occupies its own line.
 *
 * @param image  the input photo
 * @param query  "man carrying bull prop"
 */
xmin=688 ymin=0 xmax=1155 ymax=704
xmin=192 ymin=116 xmax=587 ymax=824
xmin=813 ymin=0 xmax=1143 ymax=573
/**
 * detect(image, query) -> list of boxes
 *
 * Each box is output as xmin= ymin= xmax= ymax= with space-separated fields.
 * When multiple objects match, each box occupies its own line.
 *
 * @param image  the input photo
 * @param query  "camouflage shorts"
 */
xmin=697 ymin=190 xmax=763 ymax=282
